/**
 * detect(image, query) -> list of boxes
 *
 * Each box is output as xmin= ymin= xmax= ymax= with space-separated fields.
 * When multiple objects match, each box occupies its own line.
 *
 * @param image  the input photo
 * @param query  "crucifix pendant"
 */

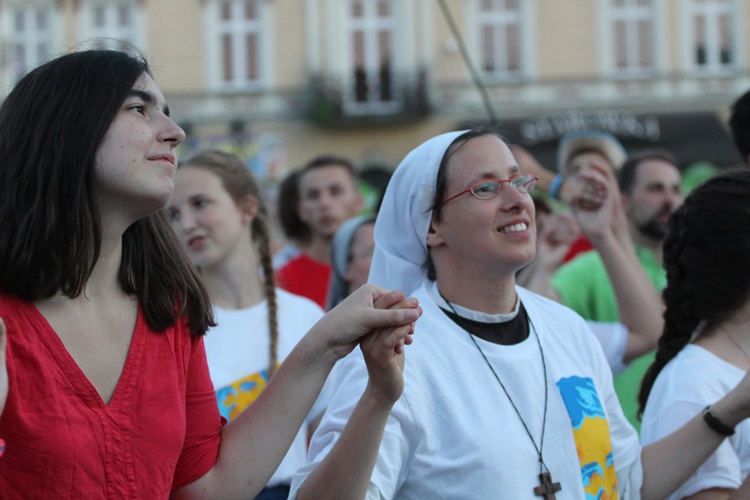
xmin=534 ymin=471 xmax=562 ymax=500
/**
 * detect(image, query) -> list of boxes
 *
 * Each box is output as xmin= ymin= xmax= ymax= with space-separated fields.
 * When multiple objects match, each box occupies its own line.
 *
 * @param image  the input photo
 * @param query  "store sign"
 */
xmin=518 ymin=110 xmax=661 ymax=145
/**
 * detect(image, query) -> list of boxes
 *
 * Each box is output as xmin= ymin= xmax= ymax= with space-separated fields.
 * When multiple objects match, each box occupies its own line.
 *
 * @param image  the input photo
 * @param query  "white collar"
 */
xmin=427 ymin=280 xmax=520 ymax=323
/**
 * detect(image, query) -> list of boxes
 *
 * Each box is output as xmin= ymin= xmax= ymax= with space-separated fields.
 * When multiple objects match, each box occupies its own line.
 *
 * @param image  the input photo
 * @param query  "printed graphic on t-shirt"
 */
xmin=215 ymin=369 xmax=272 ymax=421
xmin=557 ymin=376 xmax=619 ymax=500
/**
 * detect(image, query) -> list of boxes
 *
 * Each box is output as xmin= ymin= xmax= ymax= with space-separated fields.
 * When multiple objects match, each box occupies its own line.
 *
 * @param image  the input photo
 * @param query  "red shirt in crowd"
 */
xmin=276 ymin=254 xmax=332 ymax=309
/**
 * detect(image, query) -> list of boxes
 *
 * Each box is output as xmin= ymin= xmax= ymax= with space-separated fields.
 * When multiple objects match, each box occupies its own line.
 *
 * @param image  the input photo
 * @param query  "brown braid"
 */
xmin=254 ymin=206 xmax=279 ymax=377
xmin=638 ymin=167 xmax=750 ymax=418
xmin=177 ymin=150 xmax=280 ymax=378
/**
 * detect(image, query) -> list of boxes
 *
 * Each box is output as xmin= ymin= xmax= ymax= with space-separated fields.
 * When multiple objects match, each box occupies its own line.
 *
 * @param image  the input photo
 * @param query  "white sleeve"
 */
xmin=582 ymin=316 xmax=643 ymax=494
xmin=586 ymin=321 xmax=630 ymax=375
xmin=642 ymin=400 xmax=742 ymax=499
xmin=617 ymin=454 xmax=644 ymax=500
xmin=289 ymin=351 xmax=412 ymax=500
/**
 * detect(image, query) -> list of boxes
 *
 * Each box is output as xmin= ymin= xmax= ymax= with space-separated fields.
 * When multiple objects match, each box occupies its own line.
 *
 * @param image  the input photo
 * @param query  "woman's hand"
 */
xmin=312 ymin=285 xmax=421 ymax=361
xmin=360 ymin=296 xmax=419 ymax=406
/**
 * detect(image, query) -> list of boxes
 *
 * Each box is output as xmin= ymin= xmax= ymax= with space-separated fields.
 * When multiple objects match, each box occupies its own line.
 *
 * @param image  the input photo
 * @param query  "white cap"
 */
xmin=557 ymin=130 xmax=627 ymax=173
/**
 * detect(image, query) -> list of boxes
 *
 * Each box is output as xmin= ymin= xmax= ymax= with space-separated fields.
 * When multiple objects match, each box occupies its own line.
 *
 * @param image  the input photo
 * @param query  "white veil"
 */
xmin=368 ymin=130 xmax=468 ymax=294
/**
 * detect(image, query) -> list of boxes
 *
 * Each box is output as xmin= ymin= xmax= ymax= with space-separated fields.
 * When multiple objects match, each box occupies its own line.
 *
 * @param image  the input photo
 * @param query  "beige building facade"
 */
xmin=1 ymin=0 xmax=748 ymax=182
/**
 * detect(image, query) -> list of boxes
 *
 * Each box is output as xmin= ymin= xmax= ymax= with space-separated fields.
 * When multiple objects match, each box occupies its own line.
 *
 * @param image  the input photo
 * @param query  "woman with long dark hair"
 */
xmin=0 ymin=49 xmax=419 ymax=498
xmin=640 ymin=168 xmax=750 ymax=499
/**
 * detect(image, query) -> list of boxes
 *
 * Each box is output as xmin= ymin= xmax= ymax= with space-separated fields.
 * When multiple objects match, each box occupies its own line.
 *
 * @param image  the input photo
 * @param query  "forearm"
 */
xmin=592 ymin=233 xmax=663 ymax=360
xmin=175 ymin=334 xmax=338 ymax=499
xmin=297 ymin=386 xmax=394 ymax=500
xmin=641 ymin=399 xmax=746 ymax=500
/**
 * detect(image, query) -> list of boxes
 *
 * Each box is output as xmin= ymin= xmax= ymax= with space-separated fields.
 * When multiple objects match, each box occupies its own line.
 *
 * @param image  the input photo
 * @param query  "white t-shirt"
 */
xmin=587 ymin=321 xmax=629 ymax=375
xmin=204 ymin=288 xmax=327 ymax=488
xmin=641 ymin=344 xmax=750 ymax=499
xmin=290 ymin=282 xmax=641 ymax=499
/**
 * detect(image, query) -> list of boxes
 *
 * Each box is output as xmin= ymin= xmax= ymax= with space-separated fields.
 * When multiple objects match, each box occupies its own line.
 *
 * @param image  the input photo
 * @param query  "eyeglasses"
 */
xmin=438 ymin=173 xmax=539 ymax=207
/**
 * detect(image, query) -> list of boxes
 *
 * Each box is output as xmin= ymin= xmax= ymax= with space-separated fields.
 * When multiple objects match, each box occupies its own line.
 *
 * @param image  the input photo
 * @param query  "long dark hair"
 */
xmin=0 ymin=50 xmax=213 ymax=336
xmin=179 ymin=150 xmax=280 ymax=375
xmin=638 ymin=167 xmax=750 ymax=416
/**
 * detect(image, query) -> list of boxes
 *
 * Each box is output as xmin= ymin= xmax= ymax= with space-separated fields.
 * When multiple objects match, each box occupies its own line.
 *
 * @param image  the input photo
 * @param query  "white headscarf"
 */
xmin=368 ymin=130 xmax=468 ymax=294
xmin=327 ymin=214 xmax=376 ymax=311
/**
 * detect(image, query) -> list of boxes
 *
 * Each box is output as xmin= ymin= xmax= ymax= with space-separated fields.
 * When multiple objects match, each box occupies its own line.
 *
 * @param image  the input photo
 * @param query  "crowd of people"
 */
xmin=2 ymin=47 xmax=750 ymax=499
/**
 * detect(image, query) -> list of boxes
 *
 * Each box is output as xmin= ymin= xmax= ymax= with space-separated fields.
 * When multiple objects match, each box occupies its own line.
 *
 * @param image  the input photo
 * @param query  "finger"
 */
xmin=367 ymin=284 xmax=388 ymax=304
xmin=386 ymin=297 xmax=419 ymax=311
xmin=394 ymin=338 xmax=405 ymax=355
xmin=372 ymin=289 xmax=406 ymax=310
xmin=382 ymin=324 xmax=411 ymax=349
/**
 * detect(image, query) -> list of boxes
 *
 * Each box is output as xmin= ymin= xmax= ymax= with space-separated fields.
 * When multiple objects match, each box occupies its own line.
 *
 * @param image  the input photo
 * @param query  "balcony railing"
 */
xmin=307 ymin=69 xmax=429 ymax=127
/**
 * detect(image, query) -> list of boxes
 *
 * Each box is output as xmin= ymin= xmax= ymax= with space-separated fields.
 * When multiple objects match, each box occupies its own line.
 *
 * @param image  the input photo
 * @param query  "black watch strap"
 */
xmin=702 ymin=405 xmax=736 ymax=437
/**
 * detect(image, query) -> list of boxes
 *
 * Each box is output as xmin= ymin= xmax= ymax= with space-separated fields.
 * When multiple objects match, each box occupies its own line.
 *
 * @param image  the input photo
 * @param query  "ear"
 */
xmin=426 ymin=216 xmax=445 ymax=248
xmin=237 ymin=195 xmax=258 ymax=224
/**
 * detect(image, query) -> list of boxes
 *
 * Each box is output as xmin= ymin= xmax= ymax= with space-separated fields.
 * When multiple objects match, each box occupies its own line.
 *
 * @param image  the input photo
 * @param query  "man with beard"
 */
xmin=551 ymin=149 xmax=683 ymax=430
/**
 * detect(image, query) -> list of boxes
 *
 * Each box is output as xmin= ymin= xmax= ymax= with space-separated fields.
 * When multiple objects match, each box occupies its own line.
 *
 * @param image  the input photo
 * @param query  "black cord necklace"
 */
xmin=439 ymin=291 xmax=562 ymax=500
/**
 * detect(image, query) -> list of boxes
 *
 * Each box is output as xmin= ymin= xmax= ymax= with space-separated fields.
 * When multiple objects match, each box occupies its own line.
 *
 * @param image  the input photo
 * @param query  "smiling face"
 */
xmin=94 ymin=72 xmax=185 ymax=223
xmin=168 ymin=166 xmax=256 ymax=270
xmin=427 ymin=134 xmax=536 ymax=280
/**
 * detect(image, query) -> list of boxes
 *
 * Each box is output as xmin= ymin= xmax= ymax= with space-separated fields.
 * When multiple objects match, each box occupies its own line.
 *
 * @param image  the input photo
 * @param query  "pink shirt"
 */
xmin=0 ymin=294 xmax=223 ymax=499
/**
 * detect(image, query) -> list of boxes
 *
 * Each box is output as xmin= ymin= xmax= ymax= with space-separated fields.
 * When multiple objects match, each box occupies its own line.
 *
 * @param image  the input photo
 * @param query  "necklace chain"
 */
xmin=440 ymin=293 xmax=551 ymax=474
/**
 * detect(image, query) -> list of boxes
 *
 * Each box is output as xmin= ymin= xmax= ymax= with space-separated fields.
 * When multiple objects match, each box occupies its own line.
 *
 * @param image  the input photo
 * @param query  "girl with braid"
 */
xmin=168 ymin=150 xmax=329 ymax=500
xmin=640 ymin=167 xmax=750 ymax=500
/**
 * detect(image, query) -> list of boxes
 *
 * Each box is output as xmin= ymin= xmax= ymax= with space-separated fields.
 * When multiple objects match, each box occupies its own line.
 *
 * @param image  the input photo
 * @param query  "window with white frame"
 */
xmin=79 ymin=1 xmax=141 ymax=51
xmin=6 ymin=5 xmax=56 ymax=82
xmin=213 ymin=0 xmax=266 ymax=91
xmin=345 ymin=0 xmax=398 ymax=113
xmin=610 ymin=0 xmax=657 ymax=76
xmin=477 ymin=0 xmax=524 ymax=79
xmin=686 ymin=0 xmax=736 ymax=73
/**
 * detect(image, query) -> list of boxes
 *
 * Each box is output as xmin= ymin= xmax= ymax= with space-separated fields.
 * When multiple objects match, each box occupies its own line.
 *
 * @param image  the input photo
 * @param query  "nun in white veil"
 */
xmin=289 ymin=129 xmax=642 ymax=500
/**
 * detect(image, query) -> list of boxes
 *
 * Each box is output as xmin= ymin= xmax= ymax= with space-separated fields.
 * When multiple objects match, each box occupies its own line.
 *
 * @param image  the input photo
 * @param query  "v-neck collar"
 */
xmin=21 ymin=300 xmax=146 ymax=410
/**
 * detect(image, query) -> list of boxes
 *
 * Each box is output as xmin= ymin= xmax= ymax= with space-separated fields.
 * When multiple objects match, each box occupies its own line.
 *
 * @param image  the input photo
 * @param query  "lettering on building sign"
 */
xmin=519 ymin=111 xmax=661 ymax=145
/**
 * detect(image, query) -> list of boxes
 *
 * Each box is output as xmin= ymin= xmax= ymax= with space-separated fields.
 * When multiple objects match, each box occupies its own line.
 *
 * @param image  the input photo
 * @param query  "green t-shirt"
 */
xmin=551 ymin=247 xmax=666 ymax=431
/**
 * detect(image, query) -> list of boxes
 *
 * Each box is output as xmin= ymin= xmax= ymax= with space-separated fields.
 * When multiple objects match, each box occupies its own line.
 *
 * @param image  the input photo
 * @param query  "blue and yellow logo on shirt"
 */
xmin=215 ymin=370 xmax=271 ymax=421
xmin=557 ymin=376 xmax=619 ymax=500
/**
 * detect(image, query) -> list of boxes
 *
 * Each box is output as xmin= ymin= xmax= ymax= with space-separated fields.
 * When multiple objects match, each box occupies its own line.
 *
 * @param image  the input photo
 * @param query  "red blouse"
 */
xmin=0 ymin=294 xmax=223 ymax=499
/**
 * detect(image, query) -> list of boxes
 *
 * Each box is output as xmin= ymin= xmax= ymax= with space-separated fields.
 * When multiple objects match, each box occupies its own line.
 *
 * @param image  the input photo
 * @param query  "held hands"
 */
xmin=360 ymin=295 xmax=419 ymax=406
xmin=315 ymin=285 xmax=421 ymax=362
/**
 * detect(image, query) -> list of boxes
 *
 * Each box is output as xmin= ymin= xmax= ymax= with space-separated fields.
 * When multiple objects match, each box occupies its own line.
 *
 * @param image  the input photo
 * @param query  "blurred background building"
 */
xmin=1 ymin=0 xmax=748 ymax=182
